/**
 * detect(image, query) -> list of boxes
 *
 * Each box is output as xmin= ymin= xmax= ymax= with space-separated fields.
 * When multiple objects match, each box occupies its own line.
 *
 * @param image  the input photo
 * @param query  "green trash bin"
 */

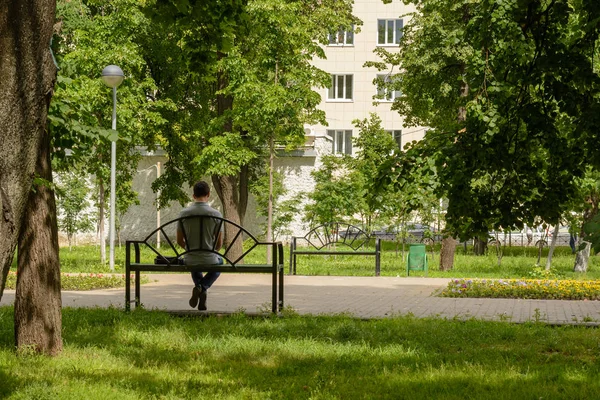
xmin=407 ymin=244 xmax=428 ymax=276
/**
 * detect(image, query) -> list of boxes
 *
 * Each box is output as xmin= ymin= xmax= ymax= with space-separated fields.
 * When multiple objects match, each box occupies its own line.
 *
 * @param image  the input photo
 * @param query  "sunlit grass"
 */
xmin=292 ymin=243 xmax=600 ymax=280
xmin=1 ymin=307 xmax=600 ymax=399
xmin=3 ymin=271 xmax=149 ymax=291
xmin=11 ymin=243 xmax=600 ymax=284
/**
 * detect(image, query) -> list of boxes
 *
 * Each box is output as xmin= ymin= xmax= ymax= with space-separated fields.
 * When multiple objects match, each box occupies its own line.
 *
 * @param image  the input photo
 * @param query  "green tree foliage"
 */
xmin=572 ymin=169 xmax=600 ymax=256
xmin=144 ymin=0 xmax=359 ymax=227
xmin=372 ymin=0 xmax=600 ymax=241
xmin=51 ymin=0 xmax=172 ymax=236
xmin=351 ymin=114 xmax=398 ymax=230
xmin=305 ymin=114 xmax=439 ymax=233
xmin=56 ymin=171 xmax=96 ymax=249
xmin=249 ymin=171 xmax=300 ymax=241
xmin=561 ymin=168 xmax=600 ymax=238
xmin=304 ymin=155 xmax=364 ymax=226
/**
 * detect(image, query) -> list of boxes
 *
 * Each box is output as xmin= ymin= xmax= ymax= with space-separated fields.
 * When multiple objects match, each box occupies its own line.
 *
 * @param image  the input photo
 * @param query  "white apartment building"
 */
xmin=307 ymin=0 xmax=426 ymax=155
xmin=116 ymin=0 xmax=426 ymax=244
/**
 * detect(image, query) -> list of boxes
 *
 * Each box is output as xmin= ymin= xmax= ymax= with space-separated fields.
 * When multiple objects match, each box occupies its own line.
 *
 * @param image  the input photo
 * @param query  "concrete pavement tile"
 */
xmin=2 ymin=274 xmax=600 ymax=325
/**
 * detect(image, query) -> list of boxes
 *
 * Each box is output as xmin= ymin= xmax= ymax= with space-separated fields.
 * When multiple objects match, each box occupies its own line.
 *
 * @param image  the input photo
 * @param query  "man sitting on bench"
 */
xmin=176 ymin=181 xmax=223 ymax=310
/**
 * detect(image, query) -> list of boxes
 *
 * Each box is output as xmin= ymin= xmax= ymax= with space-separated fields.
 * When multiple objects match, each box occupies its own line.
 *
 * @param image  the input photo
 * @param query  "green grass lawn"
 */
xmin=3 ymin=245 xmax=600 ymax=398
xmin=1 ymin=307 xmax=600 ymax=399
xmin=31 ymin=243 xmax=599 ymax=280
xmin=291 ymin=243 xmax=600 ymax=280
xmin=7 ymin=243 xmax=598 ymax=297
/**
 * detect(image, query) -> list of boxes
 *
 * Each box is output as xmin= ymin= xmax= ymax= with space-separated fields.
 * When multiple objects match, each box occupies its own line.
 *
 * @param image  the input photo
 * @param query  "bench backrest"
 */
xmin=131 ymin=216 xmax=272 ymax=266
xmin=296 ymin=222 xmax=370 ymax=251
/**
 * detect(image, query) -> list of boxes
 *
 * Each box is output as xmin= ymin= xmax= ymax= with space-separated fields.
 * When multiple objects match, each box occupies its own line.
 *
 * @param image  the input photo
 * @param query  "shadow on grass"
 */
xmin=1 ymin=307 xmax=600 ymax=398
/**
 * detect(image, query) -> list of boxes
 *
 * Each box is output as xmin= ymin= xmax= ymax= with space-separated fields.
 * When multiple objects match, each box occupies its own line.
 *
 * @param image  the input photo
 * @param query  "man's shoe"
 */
xmin=198 ymin=289 xmax=207 ymax=311
xmin=189 ymin=286 xmax=201 ymax=308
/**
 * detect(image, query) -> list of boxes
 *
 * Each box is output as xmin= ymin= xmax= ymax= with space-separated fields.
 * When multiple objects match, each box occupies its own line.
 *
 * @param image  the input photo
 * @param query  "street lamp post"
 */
xmin=101 ymin=65 xmax=124 ymax=271
xmin=155 ymin=161 xmax=161 ymax=248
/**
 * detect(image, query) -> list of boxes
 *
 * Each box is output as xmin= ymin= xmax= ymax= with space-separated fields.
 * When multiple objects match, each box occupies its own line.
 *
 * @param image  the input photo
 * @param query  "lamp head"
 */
xmin=101 ymin=65 xmax=124 ymax=88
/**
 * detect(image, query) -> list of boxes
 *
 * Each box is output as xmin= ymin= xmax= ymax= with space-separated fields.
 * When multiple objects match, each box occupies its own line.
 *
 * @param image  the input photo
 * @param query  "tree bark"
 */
xmin=545 ymin=222 xmax=560 ymax=271
xmin=212 ymin=175 xmax=246 ymax=260
xmin=574 ymin=241 xmax=591 ymax=273
xmin=0 ymin=0 xmax=57 ymax=300
xmin=536 ymin=238 xmax=544 ymax=266
xmin=440 ymin=237 xmax=458 ymax=271
xmin=473 ymin=236 xmax=487 ymax=255
xmin=494 ymin=239 xmax=503 ymax=267
xmin=15 ymin=129 xmax=62 ymax=356
xmin=573 ymin=193 xmax=599 ymax=273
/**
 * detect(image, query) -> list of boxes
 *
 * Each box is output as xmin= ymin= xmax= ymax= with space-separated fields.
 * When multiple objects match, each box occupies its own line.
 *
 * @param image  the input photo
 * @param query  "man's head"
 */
xmin=193 ymin=181 xmax=210 ymax=199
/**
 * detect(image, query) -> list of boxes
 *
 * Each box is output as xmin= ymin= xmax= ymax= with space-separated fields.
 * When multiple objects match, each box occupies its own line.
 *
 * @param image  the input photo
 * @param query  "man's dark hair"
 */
xmin=193 ymin=181 xmax=210 ymax=198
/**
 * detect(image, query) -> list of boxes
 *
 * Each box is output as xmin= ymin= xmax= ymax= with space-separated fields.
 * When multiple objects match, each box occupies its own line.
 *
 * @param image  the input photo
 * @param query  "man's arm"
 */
xmin=177 ymin=228 xmax=186 ymax=249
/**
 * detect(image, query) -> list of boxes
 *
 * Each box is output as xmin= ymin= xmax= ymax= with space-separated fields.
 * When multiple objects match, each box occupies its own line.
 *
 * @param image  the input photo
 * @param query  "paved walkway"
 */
xmin=2 ymin=274 xmax=600 ymax=325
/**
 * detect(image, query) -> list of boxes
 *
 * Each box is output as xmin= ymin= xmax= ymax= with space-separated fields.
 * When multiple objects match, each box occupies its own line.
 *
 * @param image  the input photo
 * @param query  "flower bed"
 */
xmin=440 ymin=278 xmax=600 ymax=301
xmin=4 ymin=272 xmax=148 ymax=291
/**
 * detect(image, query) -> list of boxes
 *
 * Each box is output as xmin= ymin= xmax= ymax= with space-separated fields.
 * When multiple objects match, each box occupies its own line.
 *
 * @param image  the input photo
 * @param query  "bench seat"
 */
xmin=289 ymin=222 xmax=381 ymax=276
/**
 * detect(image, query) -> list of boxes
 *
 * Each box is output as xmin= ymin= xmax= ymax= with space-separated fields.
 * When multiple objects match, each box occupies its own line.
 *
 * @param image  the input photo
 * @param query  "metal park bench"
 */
xmin=125 ymin=216 xmax=284 ymax=313
xmin=289 ymin=222 xmax=381 ymax=276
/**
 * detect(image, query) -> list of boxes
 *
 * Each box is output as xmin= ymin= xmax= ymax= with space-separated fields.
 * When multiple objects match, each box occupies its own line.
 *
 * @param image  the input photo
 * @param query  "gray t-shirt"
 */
xmin=177 ymin=202 xmax=223 ymax=265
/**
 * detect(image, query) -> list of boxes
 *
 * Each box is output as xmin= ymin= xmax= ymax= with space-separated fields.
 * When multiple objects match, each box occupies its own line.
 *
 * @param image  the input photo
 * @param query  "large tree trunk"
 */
xmin=439 ymin=58 xmax=469 ymax=272
xmin=212 ymin=174 xmax=248 ymax=260
xmin=440 ymin=236 xmax=458 ymax=271
xmin=473 ymin=236 xmax=487 ymax=255
xmin=574 ymin=241 xmax=591 ymax=273
xmin=211 ymin=60 xmax=250 ymax=260
xmin=0 ymin=0 xmax=57 ymax=300
xmin=15 ymin=130 xmax=62 ymax=356
xmin=573 ymin=194 xmax=599 ymax=273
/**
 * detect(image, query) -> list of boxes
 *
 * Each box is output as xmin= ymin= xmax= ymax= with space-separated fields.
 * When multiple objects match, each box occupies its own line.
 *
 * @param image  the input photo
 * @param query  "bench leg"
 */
xmin=293 ymin=254 xmax=297 ymax=275
xmin=135 ymin=270 xmax=141 ymax=308
xmin=375 ymin=239 xmax=381 ymax=277
xmin=289 ymin=245 xmax=293 ymax=275
xmin=272 ymin=268 xmax=277 ymax=314
xmin=125 ymin=267 xmax=131 ymax=312
xmin=279 ymin=265 xmax=284 ymax=312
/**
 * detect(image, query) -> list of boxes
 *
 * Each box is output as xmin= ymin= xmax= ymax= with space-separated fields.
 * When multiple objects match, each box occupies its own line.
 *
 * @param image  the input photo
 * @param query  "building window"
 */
xmin=328 ymin=26 xmax=354 ymax=45
xmin=377 ymin=19 xmax=403 ymax=45
xmin=328 ymin=74 xmax=353 ymax=100
xmin=327 ymin=130 xmax=353 ymax=155
xmin=386 ymin=130 xmax=402 ymax=150
xmin=376 ymin=74 xmax=401 ymax=101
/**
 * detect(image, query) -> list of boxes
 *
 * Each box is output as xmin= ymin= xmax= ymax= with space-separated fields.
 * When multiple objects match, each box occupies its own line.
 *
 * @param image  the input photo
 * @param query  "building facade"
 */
xmin=308 ymin=0 xmax=425 ymax=154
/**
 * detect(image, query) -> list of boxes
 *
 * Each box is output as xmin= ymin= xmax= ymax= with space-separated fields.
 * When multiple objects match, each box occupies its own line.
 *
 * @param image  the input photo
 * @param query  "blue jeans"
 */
xmin=191 ymin=256 xmax=222 ymax=291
